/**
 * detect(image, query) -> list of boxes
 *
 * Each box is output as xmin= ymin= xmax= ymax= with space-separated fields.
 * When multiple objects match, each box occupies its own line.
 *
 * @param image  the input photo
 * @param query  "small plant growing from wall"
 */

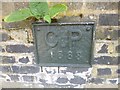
xmin=4 ymin=0 xmax=67 ymax=24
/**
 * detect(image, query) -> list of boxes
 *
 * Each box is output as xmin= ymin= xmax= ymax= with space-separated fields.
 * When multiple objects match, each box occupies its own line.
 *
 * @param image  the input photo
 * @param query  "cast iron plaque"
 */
xmin=32 ymin=22 xmax=95 ymax=67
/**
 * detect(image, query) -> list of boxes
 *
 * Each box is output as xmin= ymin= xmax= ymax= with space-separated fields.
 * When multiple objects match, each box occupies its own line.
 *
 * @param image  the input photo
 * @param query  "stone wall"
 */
xmin=0 ymin=1 xmax=119 ymax=88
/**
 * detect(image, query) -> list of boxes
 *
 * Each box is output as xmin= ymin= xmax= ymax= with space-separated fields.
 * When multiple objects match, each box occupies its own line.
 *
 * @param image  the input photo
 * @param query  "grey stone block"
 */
xmin=94 ymin=56 xmax=118 ymax=65
xmin=0 ymin=33 xmax=10 ymax=41
xmin=56 ymin=77 xmax=68 ymax=83
xmin=19 ymin=57 xmax=29 ymax=63
xmin=1 ymin=56 xmax=15 ymax=64
xmin=20 ymin=66 xmax=40 ymax=74
xmin=6 ymin=45 xmax=34 ymax=53
xmin=98 ymin=44 xmax=108 ymax=53
xmin=39 ymin=79 xmax=47 ymax=83
xmin=8 ymin=75 xmax=19 ymax=81
xmin=89 ymin=78 xmax=104 ymax=84
xmin=116 ymin=69 xmax=120 ymax=74
xmin=96 ymin=29 xmax=119 ymax=40
xmin=22 ymin=76 xmax=34 ymax=82
xmin=2 ymin=66 xmax=12 ymax=73
xmin=69 ymin=76 xmax=86 ymax=84
xmin=118 ymin=30 xmax=120 ymax=37
xmin=12 ymin=66 xmax=20 ymax=73
xmin=109 ymin=80 xmax=117 ymax=84
xmin=97 ymin=68 xmax=111 ymax=76
xmin=99 ymin=14 xmax=119 ymax=26
xmin=116 ymin=45 xmax=120 ymax=53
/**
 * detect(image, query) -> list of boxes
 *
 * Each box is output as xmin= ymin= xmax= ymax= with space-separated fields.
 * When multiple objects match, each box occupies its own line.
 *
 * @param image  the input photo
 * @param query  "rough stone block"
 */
xmin=19 ymin=57 xmax=29 ymax=64
xmin=0 ymin=33 xmax=10 ymax=41
xmin=2 ymin=66 xmax=12 ymax=73
xmin=89 ymin=78 xmax=104 ymax=84
xmin=109 ymin=80 xmax=117 ymax=84
xmin=115 ymin=45 xmax=120 ymax=53
xmin=95 ymin=42 xmax=114 ymax=54
xmin=12 ymin=66 xmax=20 ymax=73
xmin=39 ymin=79 xmax=47 ymax=83
xmin=97 ymin=68 xmax=112 ymax=76
xmin=22 ymin=75 xmax=34 ymax=82
xmin=56 ymin=77 xmax=68 ymax=84
xmin=69 ymin=76 xmax=86 ymax=84
xmin=118 ymin=56 xmax=120 ymax=64
xmin=1 ymin=56 xmax=15 ymax=64
xmin=20 ymin=66 xmax=40 ymax=74
xmin=6 ymin=45 xmax=34 ymax=53
xmin=9 ymin=29 xmax=28 ymax=43
xmin=8 ymin=75 xmax=19 ymax=81
xmin=97 ymin=44 xmax=108 ymax=53
xmin=118 ymin=30 xmax=120 ymax=38
xmin=116 ymin=69 xmax=120 ymax=74
xmin=93 ymin=56 xmax=118 ymax=65
xmin=99 ymin=14 xmax=119 ymax=26
xmin=96 ymin=29 xmax=119 ymax=40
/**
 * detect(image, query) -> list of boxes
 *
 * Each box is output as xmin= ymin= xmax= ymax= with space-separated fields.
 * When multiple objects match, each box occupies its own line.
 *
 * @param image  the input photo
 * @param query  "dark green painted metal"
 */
xmin=32 ymin=22 xmax=95 ymax=67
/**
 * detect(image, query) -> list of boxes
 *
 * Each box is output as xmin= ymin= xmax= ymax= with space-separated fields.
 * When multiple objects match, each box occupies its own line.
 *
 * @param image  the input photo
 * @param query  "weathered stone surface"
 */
xmin=98 ymin=44 xmax=108 ymax=53
xmin=97 ymin=68 xmax=111 ymax=76
xmin=20 ymin=66 xmax=40 ymax=74
xmin=19 ymin=57 xmax=29 ymax=63
xmin=118 ymin=30 xmax=120 ymax=37
xmin=99 ymin=14 xmax=119 ymax=26
xmin=9 ymin=29 xmax=28 ymax=43
xmin=56 ymin=77 xmax=68 ymax=83
xmin=116 ymin=45 xmax=120 ymax=53
xmin=0 ymin=33 xmax=10 ymax=41
xmin=116 ymin=69 xmax=120 ymax=74
xmin=39 ymin=79 xmax=47 ymax=83
xmin=95 ymin=42 xmax=114 ymax=54
xmin=86 ymin=2 xmax=118 ymax=10
xmin=1 ymin=56 xmax=15 ymax=64
xmin=69 ymin=76 xmax=86 ymax=84
xmin=2 ymin=66 xmax=12 ymax=73
xmin=118 ymin=56 xmax=120 ymax=64
xmin=89 ymin=78 xmax=104 ymax=84
xmin=109 ymin=80 xmax=117 ymax=84
xmin=9 ymin=75 xmax=19 ymax=81
xmin=22 ymin=76 xmax=34 ymax=82
xmin=96 ymin=29 xmax=118 ymax=40
xmin=94 ymin=56 xmax=118 ymax=65
xmin=6 ymin=45 xmax=34 ymax=53
xmin=12 ymin=66 xmax=20 ymax=73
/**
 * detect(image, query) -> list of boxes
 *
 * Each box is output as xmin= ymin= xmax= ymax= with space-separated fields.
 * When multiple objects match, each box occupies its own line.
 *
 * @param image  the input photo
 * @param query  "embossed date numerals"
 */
xmin=50 ymin=51 xmax=81 ymax=60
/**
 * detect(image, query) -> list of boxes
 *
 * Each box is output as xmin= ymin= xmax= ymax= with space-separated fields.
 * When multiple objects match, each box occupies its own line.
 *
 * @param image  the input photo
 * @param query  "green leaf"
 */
xmin=49 ymin=4 xmax=67 ymax=18
xmin=43 ymin=15 xmax=51 ymax=24
xmin=29 ymin=0 xmax=49 ymax=19
xmin=4 ymin=8 xmax=33 ymax=22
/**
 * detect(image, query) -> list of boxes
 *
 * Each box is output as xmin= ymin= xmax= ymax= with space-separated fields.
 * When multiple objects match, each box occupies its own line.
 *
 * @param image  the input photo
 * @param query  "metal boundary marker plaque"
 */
xmin=32 ymin=22 xmax=95 ymax=67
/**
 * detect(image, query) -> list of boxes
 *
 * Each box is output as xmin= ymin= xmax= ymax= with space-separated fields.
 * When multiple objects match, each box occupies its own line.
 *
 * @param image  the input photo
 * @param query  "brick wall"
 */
xmin=0 ymin=1 xmax=119 ymax=88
